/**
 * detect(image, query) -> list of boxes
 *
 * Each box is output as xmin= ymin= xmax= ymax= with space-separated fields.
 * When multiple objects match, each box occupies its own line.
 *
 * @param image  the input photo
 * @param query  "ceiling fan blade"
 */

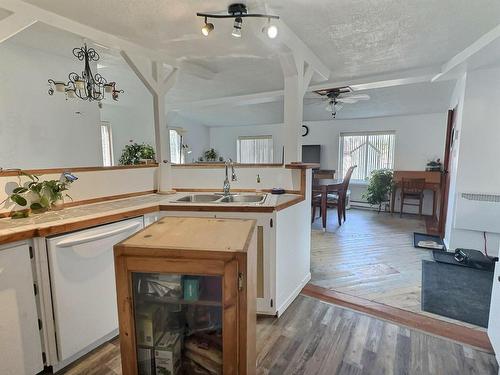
xmin=337 ymin=98 xmax=358 ymax=104
xmin=304 ymin=91 xmax=323 ymax=99
xmin=343 ymin=94 xmax=370 ymax=100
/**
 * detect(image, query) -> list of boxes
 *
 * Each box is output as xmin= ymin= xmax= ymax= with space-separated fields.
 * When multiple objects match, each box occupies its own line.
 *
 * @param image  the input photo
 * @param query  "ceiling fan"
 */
xmin=306 ymin=87 xmax=370 ymax=118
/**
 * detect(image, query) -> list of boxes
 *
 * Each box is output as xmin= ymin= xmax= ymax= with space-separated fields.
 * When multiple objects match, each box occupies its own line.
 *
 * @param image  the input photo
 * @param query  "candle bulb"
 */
xmin=55 ymin=82 xmax=66 ymax=92
xmin=75 ymin=79 xmax=85 ymax=90
xmin=104 ymin=83 xmax=114 ymax=93
xmin=65 ymin=89 xmax=76 ymax=98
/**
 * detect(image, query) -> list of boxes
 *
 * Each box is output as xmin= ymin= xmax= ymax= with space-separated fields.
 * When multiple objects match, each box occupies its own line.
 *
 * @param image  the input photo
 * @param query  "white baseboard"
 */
xmin=276 ymin=272 xmax=311 ymax=318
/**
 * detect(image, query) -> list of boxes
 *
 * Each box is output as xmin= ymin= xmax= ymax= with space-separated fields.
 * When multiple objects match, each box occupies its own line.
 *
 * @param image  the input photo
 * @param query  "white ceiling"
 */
xmin=4 ymin=1 xmax=499 ymax=126
xmin=18 ymin=0 xmax=500 ymax=94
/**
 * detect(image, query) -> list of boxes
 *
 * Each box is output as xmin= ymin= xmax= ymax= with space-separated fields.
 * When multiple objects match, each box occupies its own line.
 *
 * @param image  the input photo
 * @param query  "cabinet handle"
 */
xmin=56 ymin=222 xmax=142 ymax=247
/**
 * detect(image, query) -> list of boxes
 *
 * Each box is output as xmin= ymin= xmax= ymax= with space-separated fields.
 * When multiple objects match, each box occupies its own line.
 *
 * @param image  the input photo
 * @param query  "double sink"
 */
xmin=173 ymin=193 xmax=267 ymax=205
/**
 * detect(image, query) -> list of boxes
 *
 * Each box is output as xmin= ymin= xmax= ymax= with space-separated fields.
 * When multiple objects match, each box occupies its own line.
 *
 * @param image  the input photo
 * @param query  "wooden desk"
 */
xmin=391 ymin=171 xmax=442 ymax=218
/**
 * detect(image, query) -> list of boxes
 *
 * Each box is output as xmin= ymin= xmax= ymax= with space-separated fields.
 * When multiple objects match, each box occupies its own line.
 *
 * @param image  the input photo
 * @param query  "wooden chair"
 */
xmin=400 ymin=178 xmax=426 ymax=217
xmin=312 ymin=166 xmax=357 ymax=227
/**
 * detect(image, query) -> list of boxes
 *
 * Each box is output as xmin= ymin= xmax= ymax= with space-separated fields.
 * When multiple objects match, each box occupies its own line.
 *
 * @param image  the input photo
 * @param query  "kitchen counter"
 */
xmin=0 ymin=192 xmax=303 ymax=245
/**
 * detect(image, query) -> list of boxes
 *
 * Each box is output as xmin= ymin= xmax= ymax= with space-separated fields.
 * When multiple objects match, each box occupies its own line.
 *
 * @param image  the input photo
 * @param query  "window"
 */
xmin=170 ymin=129 xmax=183 ymax=164
xmin=100 ymin=122 xmax=114 ymax=167
xmin=237 ymin=136 xmax=273 ymax=164
xmin=339 ymin=131 xmax=395 ymax=181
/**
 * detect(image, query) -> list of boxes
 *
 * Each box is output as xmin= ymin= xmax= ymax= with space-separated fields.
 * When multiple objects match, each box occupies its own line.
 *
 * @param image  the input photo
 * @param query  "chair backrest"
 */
xmin=342 ymin=166 xmax=357 ymax=190
xmin=402 ymin=178 xmax=426 ymax=194
xmin=313 ymin=169 xmax=335 ymax=180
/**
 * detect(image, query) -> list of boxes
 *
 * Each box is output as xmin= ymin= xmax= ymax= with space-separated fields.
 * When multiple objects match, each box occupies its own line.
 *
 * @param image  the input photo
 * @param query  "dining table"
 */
xmin=312 ymin=178 xmax=344 ymax=230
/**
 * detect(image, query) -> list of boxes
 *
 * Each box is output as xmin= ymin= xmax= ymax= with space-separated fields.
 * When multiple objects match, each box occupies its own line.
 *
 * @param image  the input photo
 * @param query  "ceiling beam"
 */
xmin=432 ymin=23 xmax=500 ymax=82
xmin=170 ymin=66 xmax=439 ymax=110
xmin=0 ymin=12 xmax=36 ymax=43
xmin=179 ymin=60 xmax=217 ymax=81
xmin=0 ymin=0 xmax=177 ymax=66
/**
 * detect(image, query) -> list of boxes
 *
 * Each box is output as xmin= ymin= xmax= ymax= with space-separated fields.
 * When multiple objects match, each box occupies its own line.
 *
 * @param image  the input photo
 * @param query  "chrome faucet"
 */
xmin=223 ymin=159 xmax=237 ymax=196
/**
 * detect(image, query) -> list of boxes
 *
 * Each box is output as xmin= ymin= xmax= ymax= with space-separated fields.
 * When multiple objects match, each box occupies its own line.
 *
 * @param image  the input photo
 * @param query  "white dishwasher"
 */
xmin=46 ymin=217 xmax=144 ymax=368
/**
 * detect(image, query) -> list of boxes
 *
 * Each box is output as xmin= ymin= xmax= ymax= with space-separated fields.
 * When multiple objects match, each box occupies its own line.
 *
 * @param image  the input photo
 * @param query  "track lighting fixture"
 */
xmin=232 ymin=17 xmax=243 ymax=38
xmin=201 ymin=17 xmax=214 ymax=36
xmin=197 ymin=3 xmax=279 ymax=39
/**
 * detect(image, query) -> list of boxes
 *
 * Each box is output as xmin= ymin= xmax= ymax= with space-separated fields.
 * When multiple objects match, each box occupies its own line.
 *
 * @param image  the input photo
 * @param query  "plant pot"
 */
xmin=52 ymin=199 xmax=64 ymax=211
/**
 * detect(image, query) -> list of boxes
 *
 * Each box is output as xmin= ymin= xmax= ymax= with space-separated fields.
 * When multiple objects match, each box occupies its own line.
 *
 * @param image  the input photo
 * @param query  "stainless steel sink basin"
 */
xmin=173 ymin=193 xmax=267 ymax=205
xmin=219 ymin=195 xmax=266 ymax=203
xmin=175 ymin=194 xmax=221 ymax=203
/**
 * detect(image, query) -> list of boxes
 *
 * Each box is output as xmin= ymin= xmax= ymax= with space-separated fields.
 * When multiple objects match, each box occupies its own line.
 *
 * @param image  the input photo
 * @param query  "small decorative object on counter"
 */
xmin=426 ymin=158 xmax=442 ymax=172
xmin=271 ymin=187 xmax=285 ymax=194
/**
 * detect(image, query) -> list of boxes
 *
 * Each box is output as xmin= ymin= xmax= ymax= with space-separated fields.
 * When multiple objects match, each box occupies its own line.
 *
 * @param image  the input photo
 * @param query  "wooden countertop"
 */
xmin=0 ymin=192 xmax=304 ymax=245
xmin=119 ymin=217 xmax=256 ymax=253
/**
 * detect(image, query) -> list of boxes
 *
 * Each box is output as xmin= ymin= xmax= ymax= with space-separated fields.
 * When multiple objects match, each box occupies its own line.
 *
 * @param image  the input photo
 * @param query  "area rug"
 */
xmin=421 ymin=260 xmax=494 ymax=327
xmin=413 ymin=232 xmax=445 ymax=250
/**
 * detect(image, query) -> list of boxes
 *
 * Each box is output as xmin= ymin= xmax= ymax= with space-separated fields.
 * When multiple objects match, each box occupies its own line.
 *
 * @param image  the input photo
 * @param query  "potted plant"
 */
xmin=203 ymin=148 xmax=218 ymax=162
xmin=119 ymin=142 xmax=156 ymax=165
xmin=6 ymin=173 xmax=77 ymax=217
xmin=362 ymin=169 xmax=394 ymax=212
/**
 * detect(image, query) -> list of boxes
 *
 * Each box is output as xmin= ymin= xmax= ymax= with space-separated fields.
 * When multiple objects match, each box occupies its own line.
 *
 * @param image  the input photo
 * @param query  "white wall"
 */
xmin=0 ymin=42 xmax=102 ymax=169
xmin=0 ymin=39 xmax=157 ymax=170
xmin=209 ymin=113 xmax=447 ymax=214
xmin=445 ymin=66 xmax=500 ymax=256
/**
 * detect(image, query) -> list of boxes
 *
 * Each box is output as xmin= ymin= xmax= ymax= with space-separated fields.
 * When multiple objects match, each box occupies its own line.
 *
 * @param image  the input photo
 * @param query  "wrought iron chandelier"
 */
xmin=48 ymin=44 xmax=123 ymax=102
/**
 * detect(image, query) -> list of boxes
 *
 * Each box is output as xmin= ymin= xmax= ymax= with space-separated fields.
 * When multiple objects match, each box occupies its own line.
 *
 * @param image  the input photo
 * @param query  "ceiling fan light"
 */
xmin=232 ymin=17 xmax=243 ymax=38
xmin=201 ymin=21 xmax=214 ymax=36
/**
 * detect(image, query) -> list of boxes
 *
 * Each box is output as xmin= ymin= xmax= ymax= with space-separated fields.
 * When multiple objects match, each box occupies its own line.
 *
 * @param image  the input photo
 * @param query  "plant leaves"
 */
xmin=10 ymin=194 xmax=27 ymax=206
xmin=30 ymin=202 xmax=43 ymax=210
xmin=12 ymin=187 xmax=28 ymax=194
xmin=39 ymin=196 xmax=50 ymax=208
xmin=11 ymin=211 xmax=29 ymax=219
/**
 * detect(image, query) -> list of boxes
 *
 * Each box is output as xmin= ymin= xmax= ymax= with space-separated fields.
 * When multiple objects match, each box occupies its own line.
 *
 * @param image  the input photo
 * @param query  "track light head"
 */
xmin=262 ymin=19 xmax=278 ymax=39
xmin=232 ymin=17 xmax=243 ymax=38
xmin=201 ymin=19 xmax=214 ymax=36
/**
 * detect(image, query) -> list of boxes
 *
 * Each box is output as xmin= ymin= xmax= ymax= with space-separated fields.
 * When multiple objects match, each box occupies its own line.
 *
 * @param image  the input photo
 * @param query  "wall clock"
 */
xmin=302 ymin=124 xmax=309 ymax=137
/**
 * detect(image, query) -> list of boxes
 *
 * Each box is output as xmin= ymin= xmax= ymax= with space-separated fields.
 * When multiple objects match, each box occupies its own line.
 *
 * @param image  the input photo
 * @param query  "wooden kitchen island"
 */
xmin=114 ymin=217 xmax=257 ymax=375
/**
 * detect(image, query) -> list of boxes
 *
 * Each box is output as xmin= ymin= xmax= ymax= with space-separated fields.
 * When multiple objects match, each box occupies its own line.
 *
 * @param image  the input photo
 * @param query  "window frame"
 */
xmin=338 ymin=130 xmax=396 ymax=182
xmin=100 ymin=122 xmax=114 ymax=167
xmin=237 ymin=135 xmax=274 ymax=164
xmin=169 ymin=129 xmax=184 ymax=164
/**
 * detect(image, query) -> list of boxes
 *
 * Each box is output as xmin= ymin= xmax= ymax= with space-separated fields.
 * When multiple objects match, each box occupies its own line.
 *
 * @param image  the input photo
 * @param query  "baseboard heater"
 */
xmin=455 ymin=192 xmax=500 ymax=233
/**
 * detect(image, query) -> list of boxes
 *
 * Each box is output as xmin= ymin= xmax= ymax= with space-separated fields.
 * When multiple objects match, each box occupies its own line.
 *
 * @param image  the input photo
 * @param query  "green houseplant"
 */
xmin=203 ymin=148 xmax=218 ymax=162
xmin=119 ymin=142 xmax=156 ymax=165
xmin=362 ymin=169 xmax=394 ymax=212
xmin=7 ymin=173 xmax=76 ymax=218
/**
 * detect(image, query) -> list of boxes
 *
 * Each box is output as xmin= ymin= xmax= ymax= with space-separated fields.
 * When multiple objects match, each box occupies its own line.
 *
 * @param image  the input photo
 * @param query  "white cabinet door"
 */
xmin=160 ymin=210 xmax=276 ymax=314
xmin=488 ymin=261 xmax=500 ymax=368
xmin=0 ymin=242 xmax=43 ymax=375
xmin=47 ymin=217 xmax=144 ymax=364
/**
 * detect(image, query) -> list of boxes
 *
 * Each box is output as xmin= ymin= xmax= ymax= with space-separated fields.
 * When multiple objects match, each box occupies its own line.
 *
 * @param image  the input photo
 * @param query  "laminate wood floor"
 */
xmin=311 ymin=208 xmax=484 ymax=330
xmin=59 ymin=296 xmax=498 ymax=375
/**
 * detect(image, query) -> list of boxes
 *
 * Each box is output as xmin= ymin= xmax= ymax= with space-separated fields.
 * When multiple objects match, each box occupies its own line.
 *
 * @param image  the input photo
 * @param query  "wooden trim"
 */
xmin=0 ymin=164 xmax=158 ymax=177
xmin=275 ymin=196 xmax=304 ymax=211
xmin=172 ymin=163 xmax=284 ymax=169
xmin=285 ymin=163 xmax=320 ymax=169
xmin=0 ymin=206 xmax=159 ymax=246
xmin=302 ymin=284 xmax=493 ymax=353
xmin=63 ymin=191 xmax=157 ymax=208
xmin=0 ymin=190 xmax=157 ymax=219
